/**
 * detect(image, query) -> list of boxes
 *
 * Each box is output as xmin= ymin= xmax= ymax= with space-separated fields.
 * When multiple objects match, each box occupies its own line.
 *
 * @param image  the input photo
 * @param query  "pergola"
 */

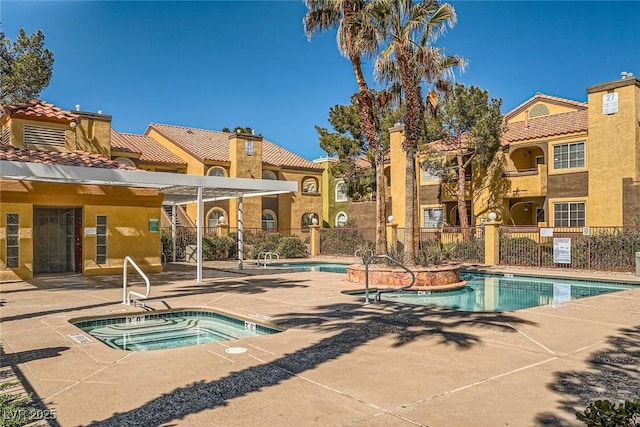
xmin=0 ymin=160 xmax=297 ymax=282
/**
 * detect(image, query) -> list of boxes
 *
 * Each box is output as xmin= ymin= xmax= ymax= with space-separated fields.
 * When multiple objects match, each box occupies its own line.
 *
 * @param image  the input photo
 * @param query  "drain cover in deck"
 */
xmin=225 ymin=347 xmax=247 ymax=354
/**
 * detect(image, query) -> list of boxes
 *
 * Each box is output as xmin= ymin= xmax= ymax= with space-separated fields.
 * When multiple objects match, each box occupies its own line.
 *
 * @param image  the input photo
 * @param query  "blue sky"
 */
xmin=2 ymin=1 xmax=638 ymax=160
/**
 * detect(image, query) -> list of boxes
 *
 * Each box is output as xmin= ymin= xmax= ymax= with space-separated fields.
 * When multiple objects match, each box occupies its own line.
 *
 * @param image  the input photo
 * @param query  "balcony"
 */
xmin=502 ymin=164 xmax=547 ymax=198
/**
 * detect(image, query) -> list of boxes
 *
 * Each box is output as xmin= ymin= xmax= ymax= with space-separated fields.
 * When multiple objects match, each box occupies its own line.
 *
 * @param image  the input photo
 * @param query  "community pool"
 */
xmin=349 ymin=271 xmax=634 ymax=312
xmin=269 ymin=262 xmax=350 ymax=273
xmin=71 ymin=309 xmax=281 ymax=351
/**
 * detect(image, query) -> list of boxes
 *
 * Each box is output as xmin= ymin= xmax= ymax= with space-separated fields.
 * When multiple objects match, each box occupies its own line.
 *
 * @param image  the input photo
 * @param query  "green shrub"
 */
xmin=319 ymin=227 xmax=370 ymax=256
xmin=499 ymin=237 xmax=539 ymax=266
xmin=202 ymin=235 xmax=232 ymax=260
xmin=576 ymin=399 xmax=640 ymax=426
xmin=0 ymin=382 xmax=39 ymax=427
xmin=449 ymin=239 xmax=484 ymax=263
xmin=355 ymin=241 xmax=376 ymax=264
xmin=415 ymin=241 xmax=448 ymax=267
xmin=277 ymin=236 xmax=307 ymax=258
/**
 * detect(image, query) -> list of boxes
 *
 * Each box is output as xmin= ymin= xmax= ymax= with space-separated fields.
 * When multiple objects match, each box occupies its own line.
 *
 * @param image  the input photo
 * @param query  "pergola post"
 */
xmin=238 ymin=195 xmax=244 ymax=270
xmin=171 ymin=204 xmax=177 ymax=262
xmin=197 ymin=186 xmax=203 ymax=282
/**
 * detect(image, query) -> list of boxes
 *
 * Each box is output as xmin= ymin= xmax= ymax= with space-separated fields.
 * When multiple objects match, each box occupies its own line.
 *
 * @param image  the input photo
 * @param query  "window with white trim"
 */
xmin=207 ymin=209 xmax=225 ymax=232
xmin=5 ymin=214 xmax=19 ymax=268
xmin=262 ymin=211 xmax=276 ymax=231
xmin=553 ymin=142 xmax=585 ymax=170
xmin=335 ymin=181 xmax=347 ymax=202
xmin=553 ymin=202 xmax=585 ymax=227
xmin=245 ymin=140 xmax=254 ymax=155
xmin=302 ymin=177 xmax=318 ymax=193
xmin=96 ymin=215 xmax=107 ymax=264
xmin=423 ymin=208 xmax=444 ymax=228
xmin=335 ymin=212 xmax=348 ymax=227
xmin=422 ymin=169 xmax=440 ymax=183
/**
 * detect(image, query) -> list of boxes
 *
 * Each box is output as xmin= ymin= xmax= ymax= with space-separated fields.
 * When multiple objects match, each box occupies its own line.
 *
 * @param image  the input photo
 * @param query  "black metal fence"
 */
xmin=498 ymin=226 xmax=640 ymax=271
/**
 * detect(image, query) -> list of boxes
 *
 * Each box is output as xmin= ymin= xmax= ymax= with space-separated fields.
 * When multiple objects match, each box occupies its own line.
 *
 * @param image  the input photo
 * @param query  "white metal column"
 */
xmin=171 ymin=204 xmax=177 ymax=262
xmin=237 ymin=195 xmax=244 ymax=270
xmin=196 ymin=186 xmax=203 ymax=282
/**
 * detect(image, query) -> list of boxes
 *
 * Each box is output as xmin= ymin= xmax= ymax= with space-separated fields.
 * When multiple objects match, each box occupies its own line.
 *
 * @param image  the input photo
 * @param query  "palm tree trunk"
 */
xmin=456 ymin=149 xmax=471 ymax=240
xmin=351 ymin=57 xmax=387 ymax=253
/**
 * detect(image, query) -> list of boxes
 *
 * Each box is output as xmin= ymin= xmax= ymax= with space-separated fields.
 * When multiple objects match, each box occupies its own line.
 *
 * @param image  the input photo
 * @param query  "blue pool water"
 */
xmin=269 ymin=262 xmax=349 ymax=273
xmin=71 ymin=310 xmax=281 ymax=351
xmin=350 ymin=272 xmax=634 ymax=312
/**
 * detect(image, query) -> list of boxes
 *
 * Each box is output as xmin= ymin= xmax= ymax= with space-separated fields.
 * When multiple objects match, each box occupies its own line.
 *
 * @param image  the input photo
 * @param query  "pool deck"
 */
xmin=1 ymin=258 xmax=639 ymax=426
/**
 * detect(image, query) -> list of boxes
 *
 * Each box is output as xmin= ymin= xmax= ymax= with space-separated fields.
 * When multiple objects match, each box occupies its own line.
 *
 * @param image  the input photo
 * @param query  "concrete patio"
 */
xmin=1 ymin=261 xmax=639 ymax=426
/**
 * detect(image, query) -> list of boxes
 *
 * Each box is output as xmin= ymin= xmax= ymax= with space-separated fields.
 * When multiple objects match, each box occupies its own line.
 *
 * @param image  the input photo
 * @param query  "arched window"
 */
xmin=335 ymin=180 xmax=347 ymax=202
xmin=207 ymin=166 xmax=226 ymax=177
xmin=262 ymin=210 xmax=277 ymax=231
xmin=207 ymin=209 xmax=226 ymax=233
xmin=301 ymin=212 xmax=317 ymax=229
xmin=262 ymin=170 xmax=277 ymax=180
xmin=114 ymin=157 xmax=136 ymax=167
xmin=335 ymin=212 xmax=348 ymax=227
xmin=529 ymin=104 xmax=549 ymax=118
xmin=302 ymin=177 xmax=318 ymax=193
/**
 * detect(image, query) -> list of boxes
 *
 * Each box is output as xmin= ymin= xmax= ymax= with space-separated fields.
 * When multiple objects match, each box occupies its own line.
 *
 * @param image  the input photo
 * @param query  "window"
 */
xmin=529 ymin=104 xmax=549 ymax=118
xmin=423 ymin=208 xmax=444 ymax=228
xmin=207 ymin=167 xmax=226 ymax=177
xmin=96 ymin=215 xmax=107 ymax=264
xmin=554 ymin=202 xmax=585 ymax=227
xmin=262 ymin=211 xmax=277 ymax=231
xmin=5 ymin=214 xmax=19 ymax=268
xmin=24 ymin=125 xmax=65 ymax=148
xmin=245 ymin=140 xmax=254 ymax=156
xmin=302 ymin=177 xmax=318 ymax=193
xmin=422 ymin=169 xmax=439 ymax=183
xmin=262 ymin=170 xmax=277 ymax=180
xmin=301 ymin=213 xmax=317 ymax=229
xmin=114 ymin=157 xmax=136 ymax=167
xmin=207 ymin=209 xmax=225 ymax=232
xmin=1 ymin=125 xmax=9 ymax=145
xmin=335 ymin=212 xmax=348 ymax=227
xmin=553 ymin=142 xmax=585 ymax=170
xmin=335 ymin=180 xmax=347 ymax=202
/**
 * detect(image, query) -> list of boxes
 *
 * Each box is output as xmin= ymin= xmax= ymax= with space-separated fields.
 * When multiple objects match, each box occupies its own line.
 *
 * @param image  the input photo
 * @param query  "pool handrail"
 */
xmin=122 ymin=256 xmax=151 ymax=306
xmin=364 ymin=254 xmax=416 ymax=304
xmin=257 ymin=251 xmax=279 ymax=267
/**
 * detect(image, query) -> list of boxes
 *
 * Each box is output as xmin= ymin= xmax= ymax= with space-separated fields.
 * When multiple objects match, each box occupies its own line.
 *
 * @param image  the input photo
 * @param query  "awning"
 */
xmin=0 ymin=160 xmax=298 ymax=283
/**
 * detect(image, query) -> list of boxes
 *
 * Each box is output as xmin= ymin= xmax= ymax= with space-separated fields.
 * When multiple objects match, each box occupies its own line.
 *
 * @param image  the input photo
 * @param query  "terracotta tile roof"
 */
xmin=0 ymin=144 xmax=135 ymax=170
xmin=504 ymin=93 xmax=587 ymax=121
xmin=111 ymin=130 xmax=186 ymax=166
xmin=147 ymin=123 xmax=322 ymax=170
xmin=502 ymin=109 xmax=588 ymax=143
xmin=1 ymin=100 xmax=79 ymax=122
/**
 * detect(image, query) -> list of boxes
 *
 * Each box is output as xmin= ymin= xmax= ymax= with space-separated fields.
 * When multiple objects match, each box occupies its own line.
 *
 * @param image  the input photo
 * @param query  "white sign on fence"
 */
xmin=540 ymin=228 xmax=554 ymax=237
xmin=553 ymin=238 xmax=571 ymax=264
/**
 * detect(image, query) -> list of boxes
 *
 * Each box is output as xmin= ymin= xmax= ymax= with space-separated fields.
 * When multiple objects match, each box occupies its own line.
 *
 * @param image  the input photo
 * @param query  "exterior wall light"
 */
xmin=218 ymin=216 xmax=225 ymax=224
xmin=488 ymin=212 xmax=497 ymax=221
xmin=70 ymin=121 xmax=77 ymax=129
xmin=311 ymin=217 xmax=318 ymax=225
xmin=388 ymin=215 xmax=394 ymax=223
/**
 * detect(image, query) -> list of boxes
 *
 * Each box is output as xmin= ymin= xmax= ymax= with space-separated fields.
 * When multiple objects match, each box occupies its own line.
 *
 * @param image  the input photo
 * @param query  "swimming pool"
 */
xmin=269 ymin=262 xmax=349 ymax=273
xmin=348 ymin=271 xmax=634 ymax=312
xmin=71 ymin=309 xmax=281 ymax=351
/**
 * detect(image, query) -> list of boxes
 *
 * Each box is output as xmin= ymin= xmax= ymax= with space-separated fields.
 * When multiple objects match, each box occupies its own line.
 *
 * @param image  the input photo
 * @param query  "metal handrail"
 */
xmin=257 ymin=251 xmax=279 ymax=267
xmin=364 ymin=254 xmax=416 ymax=304
xmin=122 ymin=256 xmax=151 ymax=305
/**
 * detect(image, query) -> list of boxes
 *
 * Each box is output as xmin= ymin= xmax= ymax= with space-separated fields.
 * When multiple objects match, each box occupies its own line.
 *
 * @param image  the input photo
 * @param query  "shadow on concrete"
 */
xmin=0 ymin=344 xmax=65 ymax=427
xmin=534 ymin=325 xmax=640 ymax=426
xmin=1 ymin=275 xmax=309 ymax=323
xmin=86 ymin=301 xmax=537 ymax=426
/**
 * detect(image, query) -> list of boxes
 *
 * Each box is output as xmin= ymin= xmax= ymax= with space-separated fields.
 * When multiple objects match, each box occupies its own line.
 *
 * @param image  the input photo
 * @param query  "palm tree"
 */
xmin=371 ymin=0 xmax=463 ymax=264
xmin=304 ymin=0 xmax=388 ymax=255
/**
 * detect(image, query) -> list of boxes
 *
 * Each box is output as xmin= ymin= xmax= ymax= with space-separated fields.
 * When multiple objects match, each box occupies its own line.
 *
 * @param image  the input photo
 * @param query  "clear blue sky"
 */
xmin=2 ymin=1 xmax=638 ymax=160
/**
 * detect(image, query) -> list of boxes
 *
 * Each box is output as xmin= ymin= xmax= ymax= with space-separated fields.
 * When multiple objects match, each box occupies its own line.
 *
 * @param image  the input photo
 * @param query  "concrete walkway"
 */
xmin=1 ymin=261 xmax=639 ymax=426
